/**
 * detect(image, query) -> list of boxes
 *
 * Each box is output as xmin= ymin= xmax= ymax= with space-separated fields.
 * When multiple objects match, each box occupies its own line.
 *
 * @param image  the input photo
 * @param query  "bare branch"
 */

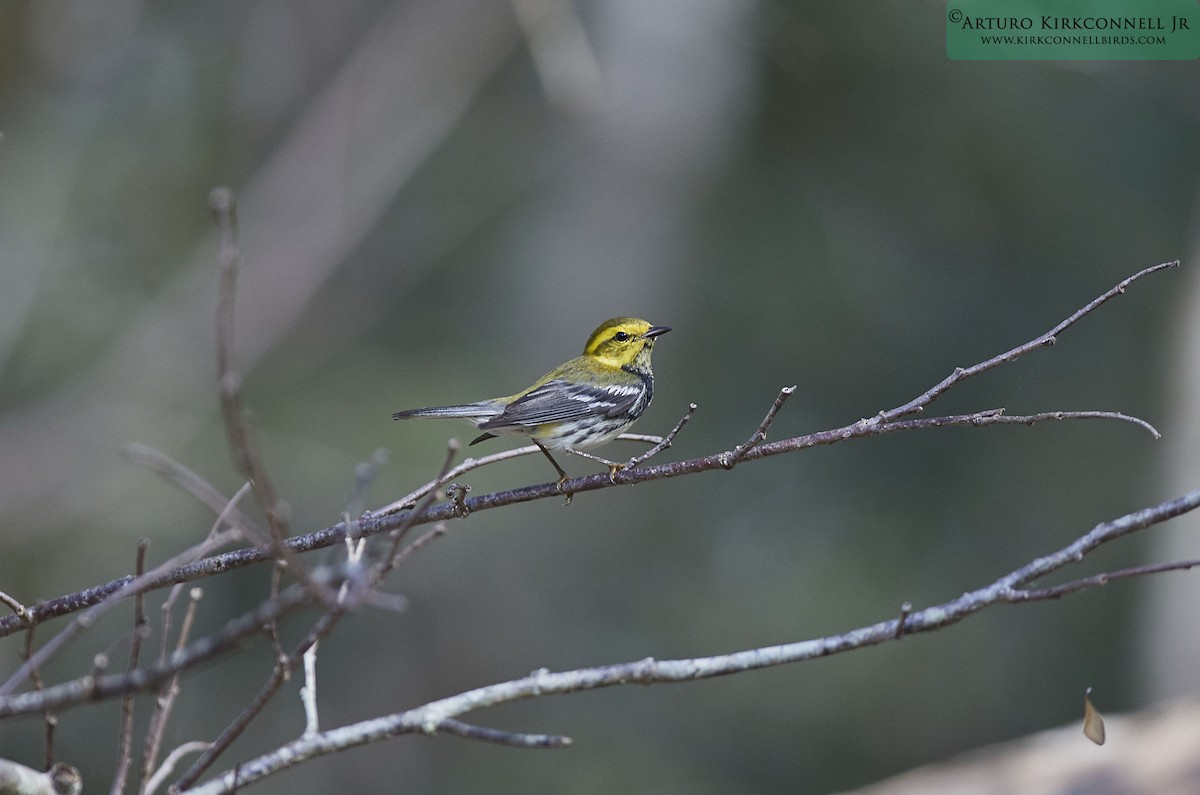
xmin=389 ymin=524 xmax=447 ymax=568
xmin=623 ymin=403 xmax=697 ymax=469
xmin=22 ymin=625 xmax=57 ymax=771
xmin=169 ymin=607 xmax=340 ymax=792
xmin=1010 ymin=558 xmax=1200 ymax=601
xmin=371 ymin=443 xmax=459 ymax=584
xmin=209 ymin=186 xmax=329 ymax=604
xmin=721 ymin=386 xmax=796 ymax=467
xmin=0 ymin=582 xmax=317 ymax=719
xmin=145 ymin=743 xmax=211 ymax=795
xmin=124 ymin=445 xmax=258 ymax=540
xmin=0 ymin=590 xmax=30 ymax=625
xmin=139 ymin=588 xmax=202 ymax=795
xmin=110 ymin=539 xmax=149 ymax=795
xmin=885 ymin=408 xmax=1160 ymax=437
xmin=436 ymin=718 xmax=571 ymax=749
xmin=894 ymin=601 xmax=913 ymax=640
xmin=343 ymin=448 xmax=389 ymax=548
xmin=178 ymin=487 xmax=1200 ymax=794
xmin=875 ymin=259 xmax=1179 ymax=422
xmin=301 ymin=643 xmax=320 ymax=737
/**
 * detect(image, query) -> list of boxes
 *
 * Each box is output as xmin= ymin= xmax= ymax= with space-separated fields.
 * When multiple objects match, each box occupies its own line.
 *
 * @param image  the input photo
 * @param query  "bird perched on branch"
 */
xmin=393 ymin=317 xmax=671 ymax=485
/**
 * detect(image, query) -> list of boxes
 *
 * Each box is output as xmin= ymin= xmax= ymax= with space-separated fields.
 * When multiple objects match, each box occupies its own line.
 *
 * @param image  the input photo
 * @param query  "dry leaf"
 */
xmin=1083 ymin=687 xmax=1106 ymax=745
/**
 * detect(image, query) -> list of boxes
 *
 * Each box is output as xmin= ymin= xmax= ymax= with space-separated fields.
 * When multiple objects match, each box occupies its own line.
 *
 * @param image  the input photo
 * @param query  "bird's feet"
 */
xmin=555 ymin=475 xmax=574 ymax=506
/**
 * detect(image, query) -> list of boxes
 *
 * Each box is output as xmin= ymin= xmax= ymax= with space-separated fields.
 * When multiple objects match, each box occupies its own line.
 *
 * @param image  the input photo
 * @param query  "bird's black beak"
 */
xmin=642 ymin=325 xmax=671 ymax=339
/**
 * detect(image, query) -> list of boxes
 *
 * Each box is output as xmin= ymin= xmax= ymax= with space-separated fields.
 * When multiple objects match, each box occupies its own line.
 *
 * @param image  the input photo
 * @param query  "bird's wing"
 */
xmin=478 ymin=379 xmax=643 ymax=430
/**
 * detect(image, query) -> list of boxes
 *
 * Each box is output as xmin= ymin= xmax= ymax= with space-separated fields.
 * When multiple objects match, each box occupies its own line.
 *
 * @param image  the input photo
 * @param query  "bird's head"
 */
xmin=582 ymin=317 xmax=671 ymax=370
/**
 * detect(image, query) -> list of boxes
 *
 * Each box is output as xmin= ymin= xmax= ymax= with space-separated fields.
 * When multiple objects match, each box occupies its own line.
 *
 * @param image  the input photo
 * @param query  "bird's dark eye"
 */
xmin=613 ymin=331 xmax=630 ymax=342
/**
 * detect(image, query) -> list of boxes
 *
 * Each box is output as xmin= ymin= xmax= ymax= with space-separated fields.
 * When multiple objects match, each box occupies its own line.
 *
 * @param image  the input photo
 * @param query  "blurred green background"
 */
xmin=1 ymin=1 xmax=1198 ymax=793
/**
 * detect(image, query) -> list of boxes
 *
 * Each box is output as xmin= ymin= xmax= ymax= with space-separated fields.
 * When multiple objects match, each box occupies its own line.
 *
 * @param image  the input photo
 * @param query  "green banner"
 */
xmin=947 ymin=0 xmax=1200 ymax=59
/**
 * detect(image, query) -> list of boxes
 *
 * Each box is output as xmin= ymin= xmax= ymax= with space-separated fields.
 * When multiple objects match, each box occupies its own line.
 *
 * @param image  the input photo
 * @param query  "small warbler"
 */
xmin=392 ymin=317 xmax=671 ymax=483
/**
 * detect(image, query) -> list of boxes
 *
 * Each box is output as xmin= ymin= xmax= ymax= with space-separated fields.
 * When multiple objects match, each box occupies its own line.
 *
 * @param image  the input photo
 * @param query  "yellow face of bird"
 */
xmin=582 ymin=317 xmax=671 ymax=370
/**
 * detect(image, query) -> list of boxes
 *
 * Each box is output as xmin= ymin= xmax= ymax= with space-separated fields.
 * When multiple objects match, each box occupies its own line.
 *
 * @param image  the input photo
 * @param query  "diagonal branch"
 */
xmin=178 ymin=486 xmax=1200 ymax=794
xmin=0 ymin=583 xmax=318 ymax=719
xmin=624 ymin=402 xmax=697 ymax=468
xmin=875 ymin=260 xmax=1179 ymax=423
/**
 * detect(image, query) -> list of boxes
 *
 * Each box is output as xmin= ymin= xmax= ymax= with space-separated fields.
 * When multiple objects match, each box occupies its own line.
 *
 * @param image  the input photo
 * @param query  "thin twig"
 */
xmin=722 ymin=386 xmax=796 ymax=467
xmin=370 ymin=444 xmax=460 ymax=586
xmin=111 ymin=539 xmax=150 ymax=795
xmin=138 ymin=487 xmax=247 ymax=790
xmin=894 ymin=408 xmax=1160 ymax=437
xmin=23 ymin=624 xmax=56 ymax=770
xmin=124 ymin=444 xmax=259 ymax=541
xmin=301 ymin=643 xmax=320 ymax=736
xmin=894 ymin=602 xmax=912 ymax=640
xmin=170 ymin=609 xmax=339 ymax=792
xmin=1010 ymin=558 xmax=1200 ymax=601
xmin=875 ymin=260 xmax=1179 ymax=422
xmin=390 ymin=524 xmax=447 ymax=568
xmin=145 ymin=742 xmax=211 ymax=795
xmin=0 ymin=590 xmax=29 ymax=624
xmin=140 ymin=588 xmax=202 ymax=795
xmin=437 ymin=717 xmax=571 ymax=748
xmin=624 ymin=403 xmax=697 ymax=469
xmin=345 ymin=449 xmax=389 ymax=546
xmin=210 ymin=186 xmax=329 ymax=605
xmin=341 ymin=450 xmax=390 ymax=600
xmin=264 ymin=562 xmax=287 ymax=664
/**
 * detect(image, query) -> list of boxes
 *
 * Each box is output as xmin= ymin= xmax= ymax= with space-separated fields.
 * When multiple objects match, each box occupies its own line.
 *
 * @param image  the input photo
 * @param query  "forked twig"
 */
xmin=0 ymin=590 xmax=29 ymax=624
xmin=875 ymin=260 xmax=1179 ymax=423
xmin=623 ymin=403 xmax=698 ymax=470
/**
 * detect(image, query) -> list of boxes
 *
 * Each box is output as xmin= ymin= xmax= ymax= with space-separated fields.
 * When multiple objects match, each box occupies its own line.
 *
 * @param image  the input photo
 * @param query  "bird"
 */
xmin=393 ymin=317 xmax=671 ymax=485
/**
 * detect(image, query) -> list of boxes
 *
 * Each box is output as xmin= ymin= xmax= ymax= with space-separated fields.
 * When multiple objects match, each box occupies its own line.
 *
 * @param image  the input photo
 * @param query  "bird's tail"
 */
xmin=392 ymin=401 xmax=502 ymax=422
